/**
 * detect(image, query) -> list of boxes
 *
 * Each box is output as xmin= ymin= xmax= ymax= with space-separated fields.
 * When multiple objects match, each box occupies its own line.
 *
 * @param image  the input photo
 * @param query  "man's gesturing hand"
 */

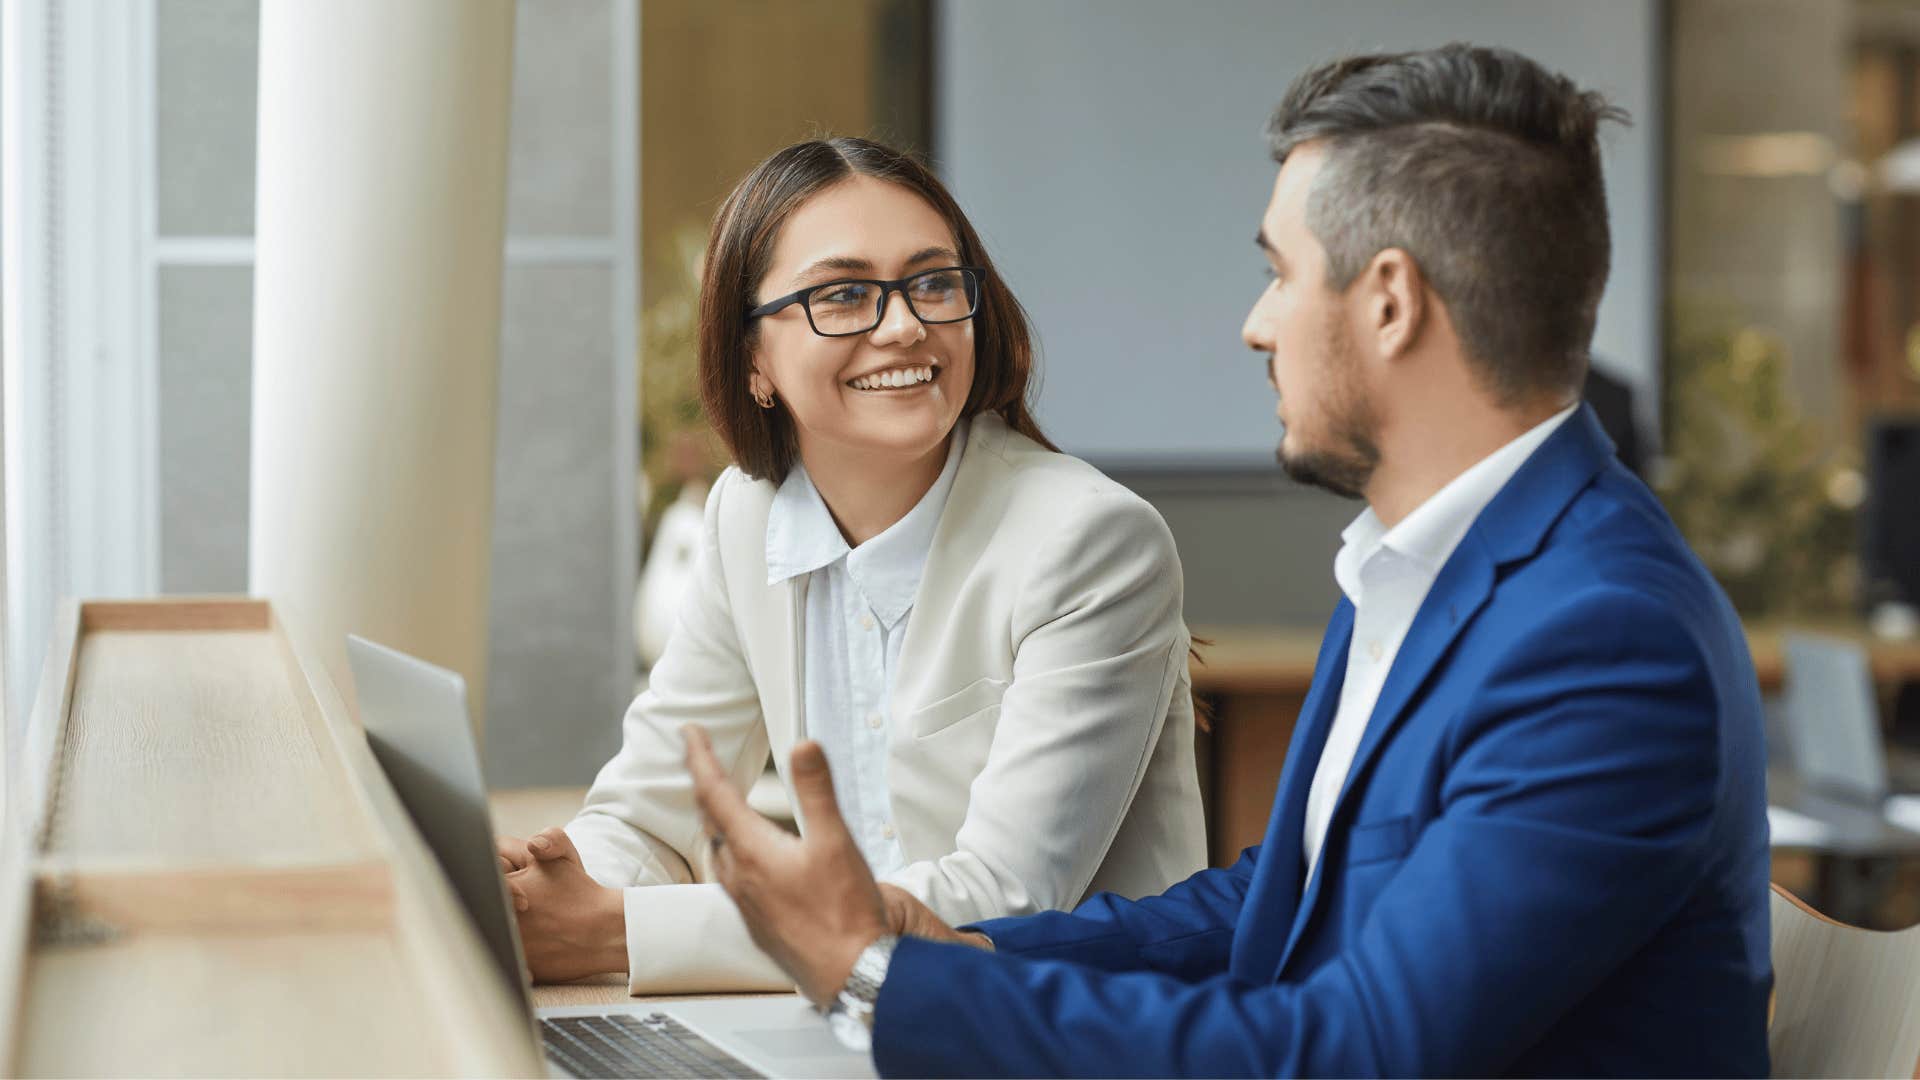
xmin=683 ymin=725 xmax=890 ymax=1008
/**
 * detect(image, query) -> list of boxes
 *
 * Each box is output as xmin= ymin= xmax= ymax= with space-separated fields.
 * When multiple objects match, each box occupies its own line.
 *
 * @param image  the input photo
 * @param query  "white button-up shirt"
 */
xmin=1301 ymin=404 xmax=1579 ymax=879
xmin=763 ymin=420 xmax=969 ymax=877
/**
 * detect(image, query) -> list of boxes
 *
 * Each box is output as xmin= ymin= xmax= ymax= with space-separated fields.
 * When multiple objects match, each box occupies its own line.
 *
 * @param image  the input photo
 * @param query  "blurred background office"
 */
xmin=5 ymin=0 xmax=1920 ymax=927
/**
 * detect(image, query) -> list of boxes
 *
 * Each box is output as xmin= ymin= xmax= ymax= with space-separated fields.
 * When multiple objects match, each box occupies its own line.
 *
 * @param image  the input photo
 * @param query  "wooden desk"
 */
xmin=1188 ymin=622 xmax=1920 ymax=867
xmin=0 ymin=599 xmax=544 ymax=1076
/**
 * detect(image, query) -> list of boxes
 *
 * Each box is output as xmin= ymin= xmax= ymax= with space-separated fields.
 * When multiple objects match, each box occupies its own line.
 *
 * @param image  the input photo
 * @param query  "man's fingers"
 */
xmin=528 ymin=825 xmax=580 ymax=863
xmin=788 ymin=740 xmax=854 ymax=844
xmin=682 ymin=724 xmax=773 ymax=848
xmin=507 ymin=877 xmax=530 ymax=913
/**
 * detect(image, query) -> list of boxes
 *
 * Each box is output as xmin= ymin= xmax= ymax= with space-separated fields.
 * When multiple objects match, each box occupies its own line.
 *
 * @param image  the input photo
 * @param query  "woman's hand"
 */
xmin=507 ymin=826 xmax=628 ymax=983
xmin=496 ymin=833 xmax=536 ymax=874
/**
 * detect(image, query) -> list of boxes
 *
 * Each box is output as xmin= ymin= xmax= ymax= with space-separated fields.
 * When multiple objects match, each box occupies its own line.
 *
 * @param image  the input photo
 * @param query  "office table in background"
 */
xmin=1187 ymin=623 xmax=1920 ymax=866
xmin=494 ymin=622 xmax=1920 ymax=886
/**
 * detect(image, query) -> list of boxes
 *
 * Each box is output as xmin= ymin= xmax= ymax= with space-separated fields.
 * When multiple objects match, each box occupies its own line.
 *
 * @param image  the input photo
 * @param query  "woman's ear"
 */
xmin=748 ymin=366 xmax=777 ymax=409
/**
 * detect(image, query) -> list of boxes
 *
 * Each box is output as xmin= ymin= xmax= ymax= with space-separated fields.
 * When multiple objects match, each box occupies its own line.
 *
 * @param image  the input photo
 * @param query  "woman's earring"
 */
xmin=752 ymin=388 xmax=774 ymax=409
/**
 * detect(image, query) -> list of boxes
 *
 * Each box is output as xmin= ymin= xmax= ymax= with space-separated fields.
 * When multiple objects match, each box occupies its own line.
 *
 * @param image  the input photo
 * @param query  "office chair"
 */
xmin=1767 ymin=883 xmax=1920 ymax=1078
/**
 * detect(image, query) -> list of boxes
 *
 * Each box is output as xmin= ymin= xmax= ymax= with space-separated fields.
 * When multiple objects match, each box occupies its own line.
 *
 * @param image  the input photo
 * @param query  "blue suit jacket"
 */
xmin=874 ymin=406 xmax=1772 ymax=1077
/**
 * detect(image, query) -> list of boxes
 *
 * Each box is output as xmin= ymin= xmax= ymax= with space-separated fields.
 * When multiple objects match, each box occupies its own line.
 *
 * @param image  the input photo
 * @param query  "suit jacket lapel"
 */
xmin=1230 ymin=601 xmax=1353 ymax=982
xmin=1267 ymin=403 xmax=1620 ymax=978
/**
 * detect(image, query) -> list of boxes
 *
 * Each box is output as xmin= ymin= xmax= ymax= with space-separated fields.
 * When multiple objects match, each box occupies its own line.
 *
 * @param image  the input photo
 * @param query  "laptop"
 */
xmin=1769 ymin=632 xmax=1920 ymax=851
xmin=345 ymin=635 xmax=877 ymax=1080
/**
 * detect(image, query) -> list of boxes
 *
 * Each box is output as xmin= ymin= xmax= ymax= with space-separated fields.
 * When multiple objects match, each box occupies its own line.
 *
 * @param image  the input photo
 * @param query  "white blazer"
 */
xmin=565 ymin=413 xmax=1207 ymax=993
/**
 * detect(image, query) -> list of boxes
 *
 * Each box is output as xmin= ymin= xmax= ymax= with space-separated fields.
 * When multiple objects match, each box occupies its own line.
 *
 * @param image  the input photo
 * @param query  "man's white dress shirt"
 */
xmin=763 ymin=420 xmax=969 ymax=876
xmin=1301 ymin=404 xmax=1579 ymax=880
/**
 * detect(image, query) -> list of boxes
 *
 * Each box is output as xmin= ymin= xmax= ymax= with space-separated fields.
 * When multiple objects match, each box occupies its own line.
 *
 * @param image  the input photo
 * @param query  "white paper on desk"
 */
xmin=1885 ymin=794 xmax=1920 ymax=835
xmin=1767 ymin=805 xmax=1834 ymax=848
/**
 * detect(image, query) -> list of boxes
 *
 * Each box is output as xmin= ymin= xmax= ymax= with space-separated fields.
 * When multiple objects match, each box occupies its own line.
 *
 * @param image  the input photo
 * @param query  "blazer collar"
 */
xmin=763 ymin=420 xmax=970 ymax=630
xmin=1472 ymin=402 xmax=1616 ymax=569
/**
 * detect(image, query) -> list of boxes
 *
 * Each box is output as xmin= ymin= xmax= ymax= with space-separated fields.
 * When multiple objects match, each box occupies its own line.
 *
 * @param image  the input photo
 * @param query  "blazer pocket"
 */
xmin=1346 ymin=815 xmax=1415 ymax=866
xmin=907 ymin=677 xmax=1009 ymax=739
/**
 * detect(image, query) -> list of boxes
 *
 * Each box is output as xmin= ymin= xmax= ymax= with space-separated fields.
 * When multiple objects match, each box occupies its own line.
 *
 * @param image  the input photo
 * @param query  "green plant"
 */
xmin=638 ymin=227 xmax=727 ymax=547
xmin=1655 ymin=302 xmax=1860 ymax=617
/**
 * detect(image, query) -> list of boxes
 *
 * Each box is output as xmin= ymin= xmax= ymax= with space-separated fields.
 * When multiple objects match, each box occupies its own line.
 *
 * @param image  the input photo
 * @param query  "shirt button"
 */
xmin=882 ymin=822 xmax=896 ymax=840
xmin=866 ymin=711 xmax=884 ymax=730
xmin=1367 ymin=639 xmax=1383 ymax=662
xmin=859 ymin=613 xmax=876 ymax=632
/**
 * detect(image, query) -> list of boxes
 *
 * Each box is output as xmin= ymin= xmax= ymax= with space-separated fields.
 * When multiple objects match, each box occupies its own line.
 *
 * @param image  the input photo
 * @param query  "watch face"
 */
xmin=827 ymin=1005 xmax=874 ymax=1053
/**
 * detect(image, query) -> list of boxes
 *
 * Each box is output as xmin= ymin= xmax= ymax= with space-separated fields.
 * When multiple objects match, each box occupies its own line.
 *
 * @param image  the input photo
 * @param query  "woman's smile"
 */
xmin=846 ymin=361 xmax=941 ymax=393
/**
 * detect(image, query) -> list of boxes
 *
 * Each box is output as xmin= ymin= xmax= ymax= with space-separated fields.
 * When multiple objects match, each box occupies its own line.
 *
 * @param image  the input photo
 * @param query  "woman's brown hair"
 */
xmin=697 ymin=137 xmax=1055 ymax=483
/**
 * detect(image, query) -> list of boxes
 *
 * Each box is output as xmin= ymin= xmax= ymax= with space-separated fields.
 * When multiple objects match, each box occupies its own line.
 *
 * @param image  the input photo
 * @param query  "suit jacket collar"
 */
xmin=1266 ymin=403 xmax=1618 ymax=978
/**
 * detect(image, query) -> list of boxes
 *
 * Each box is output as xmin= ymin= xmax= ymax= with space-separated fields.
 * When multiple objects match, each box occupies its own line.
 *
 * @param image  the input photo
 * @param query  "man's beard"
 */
xmin=1274 ymin=327 xmax=1379 ymax=500
xmin=1277 ymin=434 xmax=1376 ymax=499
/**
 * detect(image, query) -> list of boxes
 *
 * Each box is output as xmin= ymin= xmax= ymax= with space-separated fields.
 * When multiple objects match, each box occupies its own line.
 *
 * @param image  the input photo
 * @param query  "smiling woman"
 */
xmin=700 ymin=138 xmax=1054 ymax=490
xmin=495 ymin=137 xmax=1207 ymax=997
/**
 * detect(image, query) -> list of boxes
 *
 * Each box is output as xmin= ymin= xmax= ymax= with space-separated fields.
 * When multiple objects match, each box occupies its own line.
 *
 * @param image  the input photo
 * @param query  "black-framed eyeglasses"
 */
xmin=746 ymin=266 xmax=985 ymax=338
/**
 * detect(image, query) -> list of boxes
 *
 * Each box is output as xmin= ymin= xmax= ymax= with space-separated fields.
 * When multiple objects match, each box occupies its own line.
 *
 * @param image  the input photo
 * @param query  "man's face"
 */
xmin=1240 ymin=145 xmax=1379 ymax=499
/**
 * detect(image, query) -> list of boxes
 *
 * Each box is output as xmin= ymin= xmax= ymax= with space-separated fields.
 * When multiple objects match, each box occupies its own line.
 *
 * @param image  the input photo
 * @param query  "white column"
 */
xmin=250 ymin=0 xmax=514 ymax=728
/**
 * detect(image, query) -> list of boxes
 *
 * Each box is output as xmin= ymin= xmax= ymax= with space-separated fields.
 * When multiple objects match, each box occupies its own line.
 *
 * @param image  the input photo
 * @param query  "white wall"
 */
xmin=936 ymin=0 xmax=1661 ymax=466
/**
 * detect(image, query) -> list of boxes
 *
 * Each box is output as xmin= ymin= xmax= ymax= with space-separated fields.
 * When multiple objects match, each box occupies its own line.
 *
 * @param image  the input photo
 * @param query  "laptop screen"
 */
xmin=346 ymin=635 xmax=538 ymax=1016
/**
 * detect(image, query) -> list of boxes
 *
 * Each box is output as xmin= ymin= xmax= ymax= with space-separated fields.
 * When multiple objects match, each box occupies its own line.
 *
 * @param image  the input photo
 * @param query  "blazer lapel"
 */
xmin=888 ymin=416 xmax=1013 ymax=715
xmin=1269 ymin=403 xmax=1620 ymax=978
xmin=1229 ymin=601 xmax=1353 ymax=982
xmin=722 ymin=472 xmax=811 ymax=767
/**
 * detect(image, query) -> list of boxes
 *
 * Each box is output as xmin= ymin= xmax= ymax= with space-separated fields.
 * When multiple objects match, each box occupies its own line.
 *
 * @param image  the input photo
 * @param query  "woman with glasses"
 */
xmin=497 ymin=137 xmax=1206 ymax=993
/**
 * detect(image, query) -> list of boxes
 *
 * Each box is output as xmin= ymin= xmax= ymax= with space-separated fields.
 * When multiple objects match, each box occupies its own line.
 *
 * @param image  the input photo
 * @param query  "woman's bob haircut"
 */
xmin=698 ymin=136 xmax=1054 ymax=483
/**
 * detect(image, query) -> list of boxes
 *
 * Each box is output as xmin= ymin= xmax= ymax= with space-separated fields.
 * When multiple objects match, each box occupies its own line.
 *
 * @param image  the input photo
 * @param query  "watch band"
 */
xmin=825 ymin=934 xmax=898 ymax=1052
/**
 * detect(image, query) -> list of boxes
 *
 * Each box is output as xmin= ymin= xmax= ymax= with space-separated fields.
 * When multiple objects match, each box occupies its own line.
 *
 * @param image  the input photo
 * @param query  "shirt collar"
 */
xmin=1333 ymin=403 xmax=1579 ymax=603
xmin=764 ymin=419 xmax=970 ymax=629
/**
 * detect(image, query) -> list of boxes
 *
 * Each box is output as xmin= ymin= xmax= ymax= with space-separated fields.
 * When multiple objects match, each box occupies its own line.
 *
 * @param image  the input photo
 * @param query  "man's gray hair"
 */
xmin=1268 ymin=43 xmax=1629 ymax=402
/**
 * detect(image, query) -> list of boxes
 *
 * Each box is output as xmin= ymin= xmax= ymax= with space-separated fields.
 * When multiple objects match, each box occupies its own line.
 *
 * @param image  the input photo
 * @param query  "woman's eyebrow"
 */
xmin=788 ymin=254 xmax=874 ymax=288
xmin=903 ymin=245 xmax=960 ymax=267
xmin=787 ymin=245 xmax=961 ymax=289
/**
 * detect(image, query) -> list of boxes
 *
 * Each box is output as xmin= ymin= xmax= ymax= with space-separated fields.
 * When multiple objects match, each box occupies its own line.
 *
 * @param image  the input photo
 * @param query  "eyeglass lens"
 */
xmin=806 ymin=268 xmax=979 ymax=335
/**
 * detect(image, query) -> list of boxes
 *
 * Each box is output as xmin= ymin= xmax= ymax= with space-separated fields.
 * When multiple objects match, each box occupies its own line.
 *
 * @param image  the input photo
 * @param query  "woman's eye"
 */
xmin=815 ymin=284 xmax=872 ymax=306
xmin=912 ymin=273 xmax=960 ymax=296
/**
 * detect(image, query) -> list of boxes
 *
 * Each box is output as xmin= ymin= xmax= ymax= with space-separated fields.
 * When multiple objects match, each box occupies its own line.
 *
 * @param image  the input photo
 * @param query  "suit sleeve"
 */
xmin=562 ymin=470 xmax=790 ymax=993
xmin=966 ymin=849 xmax=1257 ymax=980
xmin=873 ymin=587 xmax=1726 ymax=1078
xmin=880 ymin=491 xmax=1202 ymax=928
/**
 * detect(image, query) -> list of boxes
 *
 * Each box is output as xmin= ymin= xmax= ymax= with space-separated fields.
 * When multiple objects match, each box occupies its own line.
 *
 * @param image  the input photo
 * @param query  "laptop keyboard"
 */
xmin=541 ymin=1013 xmax=764 ymax=1079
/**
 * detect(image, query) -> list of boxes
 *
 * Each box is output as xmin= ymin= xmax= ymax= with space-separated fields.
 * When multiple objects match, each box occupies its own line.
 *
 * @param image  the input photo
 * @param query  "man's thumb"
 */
xmin=789 ymin=741 xmax=850 ymax=840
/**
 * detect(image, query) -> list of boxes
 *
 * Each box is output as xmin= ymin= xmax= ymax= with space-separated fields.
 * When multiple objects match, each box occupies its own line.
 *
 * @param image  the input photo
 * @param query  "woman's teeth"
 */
xmin=849 ymin=366 xmax=935 ymax=391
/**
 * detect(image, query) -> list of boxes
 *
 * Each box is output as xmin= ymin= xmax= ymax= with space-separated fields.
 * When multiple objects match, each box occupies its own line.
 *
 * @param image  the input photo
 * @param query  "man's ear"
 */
xmin=1364 ymin=248 xmax=1427 ymax=362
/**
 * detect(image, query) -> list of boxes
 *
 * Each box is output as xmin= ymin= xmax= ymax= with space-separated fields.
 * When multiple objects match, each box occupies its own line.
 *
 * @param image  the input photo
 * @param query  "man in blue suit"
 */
xmin=684 ymin=43 xmax=1772 ymax=1077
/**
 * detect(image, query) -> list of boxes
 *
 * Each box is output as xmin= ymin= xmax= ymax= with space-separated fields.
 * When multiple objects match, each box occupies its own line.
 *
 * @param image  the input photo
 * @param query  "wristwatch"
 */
xmin=824 ymin=935 xmax=898 ymax=1052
